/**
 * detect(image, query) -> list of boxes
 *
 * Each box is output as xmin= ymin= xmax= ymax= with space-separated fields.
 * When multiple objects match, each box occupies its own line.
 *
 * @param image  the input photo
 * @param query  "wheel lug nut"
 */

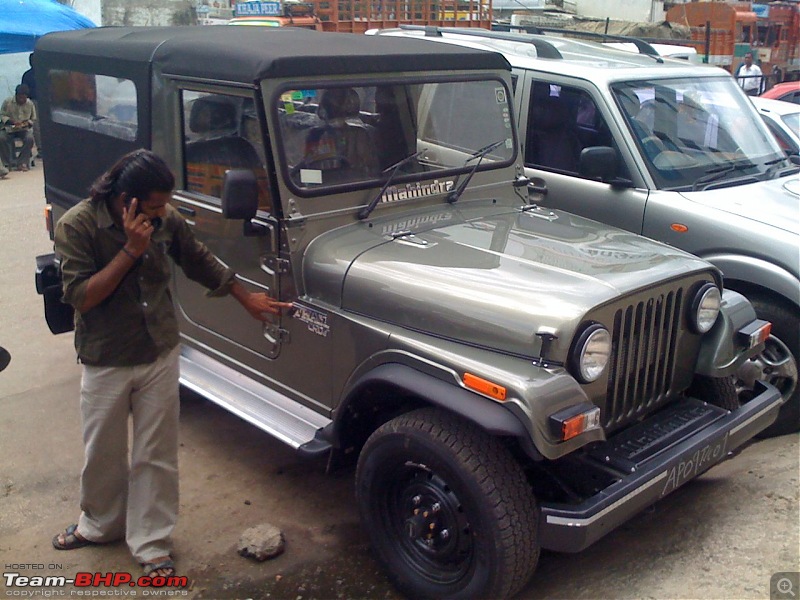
xmin=440 ymin=529 xmax=449 ymax=540
xmin=412 ymin=495 xmax=422 ymax=506
xmin=431 ymin=502 xmax=441 ymax=513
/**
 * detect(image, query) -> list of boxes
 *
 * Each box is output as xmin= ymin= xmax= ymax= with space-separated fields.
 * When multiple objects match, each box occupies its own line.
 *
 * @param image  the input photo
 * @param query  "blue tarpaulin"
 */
xmin=0 ymin=0 xmax=95 ymax=54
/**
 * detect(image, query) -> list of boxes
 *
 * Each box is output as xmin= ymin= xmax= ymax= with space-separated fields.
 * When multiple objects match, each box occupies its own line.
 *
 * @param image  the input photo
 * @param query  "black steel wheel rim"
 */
xmin=377 ymin=462 xmax=474 ymax=585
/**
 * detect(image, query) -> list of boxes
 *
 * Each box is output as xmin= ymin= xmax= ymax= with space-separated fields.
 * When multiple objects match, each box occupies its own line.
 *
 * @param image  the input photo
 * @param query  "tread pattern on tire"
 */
xmin=750 ymin=295 xmax=800 ymax=436
xmin=358 ymin=407 xmax=540 ymax=599
xmin=689 ymin=375 xmax=740 ymax=411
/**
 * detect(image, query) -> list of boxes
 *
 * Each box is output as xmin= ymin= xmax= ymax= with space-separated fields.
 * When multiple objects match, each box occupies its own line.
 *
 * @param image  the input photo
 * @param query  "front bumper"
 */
xmin=538 ymin=381 xmax=782 ymax=553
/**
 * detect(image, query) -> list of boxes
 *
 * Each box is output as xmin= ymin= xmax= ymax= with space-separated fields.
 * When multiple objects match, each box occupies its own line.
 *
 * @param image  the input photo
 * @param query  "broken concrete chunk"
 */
xmin=237 ymin=523 xmax=286 ymax=561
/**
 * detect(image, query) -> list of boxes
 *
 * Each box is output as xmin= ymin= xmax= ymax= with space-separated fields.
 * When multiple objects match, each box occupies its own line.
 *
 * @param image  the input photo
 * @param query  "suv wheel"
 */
xmin=689 ymin=375 xmax=740 ymax=411
xmin=735 ymin=297 xmax=799 ymax=437
xmin=356 ymin=407 xmax=539 ymax=599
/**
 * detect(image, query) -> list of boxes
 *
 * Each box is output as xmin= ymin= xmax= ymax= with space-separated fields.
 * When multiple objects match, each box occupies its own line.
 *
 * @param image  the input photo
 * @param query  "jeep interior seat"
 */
xmin=301 ymin=87 xmax=379 ymax=181
xmin=186 ymin=95 xmax=260 ymax=166
xmin=185 ymin=95 xmax=263 ymax=197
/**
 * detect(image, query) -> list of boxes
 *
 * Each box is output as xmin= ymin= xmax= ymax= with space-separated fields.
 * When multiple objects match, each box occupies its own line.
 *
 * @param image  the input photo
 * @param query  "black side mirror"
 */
xmin=578 ymin=146 xmax=633 ymax=188
xmin=578 ymin=146 xmax=618 ymax=181
xmin=221 ymin=169 xmax=259 ymax=220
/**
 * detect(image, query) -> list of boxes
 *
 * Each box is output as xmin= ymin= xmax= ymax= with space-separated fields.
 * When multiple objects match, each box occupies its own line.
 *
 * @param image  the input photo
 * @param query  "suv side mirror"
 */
xmin=578 ymin=146 xmax=633 ymax=188
xmin=578 ymin=146 xmax=617 ymax=181
xmin=221 ymin=169 xmax=259 ymax=220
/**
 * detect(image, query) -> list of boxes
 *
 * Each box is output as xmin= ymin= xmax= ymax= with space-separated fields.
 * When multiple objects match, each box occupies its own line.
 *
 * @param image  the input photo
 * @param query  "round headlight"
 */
xmin=570 ymin=324 xmax=612 ymax=384
xmin=690 ymin=283 xmax=721 ymax=334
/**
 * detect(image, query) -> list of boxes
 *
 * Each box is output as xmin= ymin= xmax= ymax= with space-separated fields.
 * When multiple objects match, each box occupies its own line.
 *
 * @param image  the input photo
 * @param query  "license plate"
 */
xmin=660 ymin=433 xmax=729 ymax=497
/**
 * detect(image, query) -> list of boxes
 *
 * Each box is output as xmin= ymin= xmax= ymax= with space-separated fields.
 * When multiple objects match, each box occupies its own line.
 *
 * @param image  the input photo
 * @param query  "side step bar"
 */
xmin=179 ymin=345 xmax=332 ymax=455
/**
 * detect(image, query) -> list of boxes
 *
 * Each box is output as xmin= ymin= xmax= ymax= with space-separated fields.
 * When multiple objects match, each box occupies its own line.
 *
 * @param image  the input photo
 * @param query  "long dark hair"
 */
xmin=90 ymin=149 xmax=175 ymax=204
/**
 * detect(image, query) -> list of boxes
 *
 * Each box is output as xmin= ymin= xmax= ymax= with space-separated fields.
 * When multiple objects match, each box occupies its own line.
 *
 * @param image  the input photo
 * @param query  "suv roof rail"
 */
xmin=396 ymin=24 xmax=563 ymax=59
xmin=492 ymin=24 xmax=663 ymax=60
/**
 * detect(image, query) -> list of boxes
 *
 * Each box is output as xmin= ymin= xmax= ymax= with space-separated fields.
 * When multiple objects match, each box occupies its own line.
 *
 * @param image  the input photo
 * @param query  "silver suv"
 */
xmin=35 ymin=26 xmax=781 ymax=599
xmin=371 ymin=26 xmax=800 ymax=436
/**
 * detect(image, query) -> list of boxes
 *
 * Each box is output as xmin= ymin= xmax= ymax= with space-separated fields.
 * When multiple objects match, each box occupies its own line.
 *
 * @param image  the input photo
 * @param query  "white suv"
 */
xmin=370 ymin=26 xmax=800 ymax=436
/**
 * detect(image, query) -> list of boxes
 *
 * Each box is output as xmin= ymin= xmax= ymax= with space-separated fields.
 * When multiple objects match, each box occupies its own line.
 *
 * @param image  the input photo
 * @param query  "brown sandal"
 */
xmin=52 ymin=524 xmax=95 ymax=550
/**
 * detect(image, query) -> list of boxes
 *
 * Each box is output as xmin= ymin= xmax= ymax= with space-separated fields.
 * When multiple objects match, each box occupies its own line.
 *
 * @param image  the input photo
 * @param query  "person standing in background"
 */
xmin=21 ymin=54 xmax=42 ymax=158
xmin=737 ymin=52 xmax=763 ymax=96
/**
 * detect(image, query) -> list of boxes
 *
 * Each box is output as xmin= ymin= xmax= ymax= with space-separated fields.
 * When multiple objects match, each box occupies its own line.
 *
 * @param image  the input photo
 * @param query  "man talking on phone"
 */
xmin=51 ymin=149 xmax=292 ymax=579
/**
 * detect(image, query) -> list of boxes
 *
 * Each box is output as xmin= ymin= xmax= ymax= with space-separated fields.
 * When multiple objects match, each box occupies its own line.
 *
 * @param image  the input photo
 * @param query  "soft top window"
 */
xmin=48 ymin=71 xmax=137 ymax=141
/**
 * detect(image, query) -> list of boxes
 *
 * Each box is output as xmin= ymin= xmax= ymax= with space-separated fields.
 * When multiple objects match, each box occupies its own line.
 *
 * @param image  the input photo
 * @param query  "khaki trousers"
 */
xmin=77 ymin=345 xmax=180 ymax=564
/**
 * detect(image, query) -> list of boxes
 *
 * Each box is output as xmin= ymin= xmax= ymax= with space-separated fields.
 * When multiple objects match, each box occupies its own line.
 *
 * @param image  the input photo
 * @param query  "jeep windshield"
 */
xmin=612 ymin=77 xmax=793 ymax=191
xmin=276 ymin=80 xmax=516 ymax=194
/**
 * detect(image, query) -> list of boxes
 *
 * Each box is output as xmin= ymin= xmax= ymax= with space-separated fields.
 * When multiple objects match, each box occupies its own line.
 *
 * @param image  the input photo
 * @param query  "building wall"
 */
xmin=71 ymin=0 xmax=101 ymax=25
xmin=102 ymin=0 xmax=197 ymax=26
xmin=574 ymin=0 xmax=664 ymax=23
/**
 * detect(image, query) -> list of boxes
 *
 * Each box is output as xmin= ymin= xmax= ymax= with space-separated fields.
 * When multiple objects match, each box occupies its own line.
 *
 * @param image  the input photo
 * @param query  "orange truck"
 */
xmin=230 ymin=0 xmax=492 ymax=33
xmin=666 ymin=1 xmax=799 ymax=81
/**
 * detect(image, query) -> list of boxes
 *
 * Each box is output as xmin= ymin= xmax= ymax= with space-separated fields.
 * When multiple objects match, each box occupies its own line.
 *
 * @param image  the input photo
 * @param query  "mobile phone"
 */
xmin=124 ymin=197 xmax=162 ymax=232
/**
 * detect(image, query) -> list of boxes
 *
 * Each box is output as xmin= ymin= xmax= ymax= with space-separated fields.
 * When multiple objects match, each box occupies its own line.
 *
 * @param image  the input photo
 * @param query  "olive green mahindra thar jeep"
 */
xmin=34 ymin=26 xmax=781 ymax=599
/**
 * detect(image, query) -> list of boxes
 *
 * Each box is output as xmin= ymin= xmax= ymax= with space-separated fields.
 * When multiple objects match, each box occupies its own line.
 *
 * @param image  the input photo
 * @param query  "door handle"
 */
xmin=178 ymin=206 xmax=196 ymax=217
xmin=528 ymin=183 xmax=548 ymax=195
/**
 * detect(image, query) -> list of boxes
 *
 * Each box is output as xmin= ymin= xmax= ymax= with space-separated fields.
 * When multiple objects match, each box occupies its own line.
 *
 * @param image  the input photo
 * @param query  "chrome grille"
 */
xmin=604 ymin=288 xmax=685 ymax=429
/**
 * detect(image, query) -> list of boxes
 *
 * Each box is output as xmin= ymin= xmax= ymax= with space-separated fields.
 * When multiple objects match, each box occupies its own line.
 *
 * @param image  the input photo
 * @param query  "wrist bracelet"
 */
xmin=120 ymin=247 xmax=138 ymax=261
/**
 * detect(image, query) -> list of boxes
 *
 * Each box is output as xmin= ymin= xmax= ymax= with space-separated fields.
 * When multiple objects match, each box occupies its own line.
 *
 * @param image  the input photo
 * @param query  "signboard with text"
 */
xmin=235 ymin=2 xmax=281 ymax=16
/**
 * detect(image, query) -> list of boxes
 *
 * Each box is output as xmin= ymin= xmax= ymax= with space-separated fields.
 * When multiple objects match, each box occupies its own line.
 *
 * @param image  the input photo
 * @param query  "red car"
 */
xmin=761 ymin=81 xmax=800 ymax=104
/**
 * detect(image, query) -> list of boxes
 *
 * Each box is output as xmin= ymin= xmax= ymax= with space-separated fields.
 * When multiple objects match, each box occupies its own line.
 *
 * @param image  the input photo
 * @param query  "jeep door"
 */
xmin=517 ymin=73 xmax=649 ymax=234
xmin=169 ymin=86 xmax=284 ymax=349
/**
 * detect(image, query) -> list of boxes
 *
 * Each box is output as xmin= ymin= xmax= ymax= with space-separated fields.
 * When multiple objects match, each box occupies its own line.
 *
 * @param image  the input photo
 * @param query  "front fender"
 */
xmin=338 ymin=362 xmax=541 ymax=458
xmin=695 ymin=289 xmax=762 ymax=377
xmin=705 ymin=253 xmax=800 ymax=309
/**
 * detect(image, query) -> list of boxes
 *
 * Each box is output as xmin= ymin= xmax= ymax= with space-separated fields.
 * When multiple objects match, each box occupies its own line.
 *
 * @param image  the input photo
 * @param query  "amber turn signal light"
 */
xmin=463 ymin=372 xmax=507 ymax=401
xmin=737 ymin=320 xmax=771 ymax=349
xmin=549 ymin=404 xmax=601 ymax=441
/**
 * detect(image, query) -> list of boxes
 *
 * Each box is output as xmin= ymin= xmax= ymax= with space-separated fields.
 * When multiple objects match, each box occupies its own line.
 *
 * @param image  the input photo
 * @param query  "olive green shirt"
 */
xmin=55 ymin=198 xmax=235 ymax=366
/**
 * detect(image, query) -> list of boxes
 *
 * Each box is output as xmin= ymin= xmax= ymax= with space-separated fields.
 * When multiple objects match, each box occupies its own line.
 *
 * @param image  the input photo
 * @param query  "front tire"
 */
xmin=689 ymin=375 xmax=740 ymax=411
xmin=735 ymin=296 xmax=799 ymax=437
xmin=356 ymin=408 xmax=539 ymax=599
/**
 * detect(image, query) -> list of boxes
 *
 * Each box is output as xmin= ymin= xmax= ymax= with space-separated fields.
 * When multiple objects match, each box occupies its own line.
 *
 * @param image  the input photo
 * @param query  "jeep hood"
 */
xmin=303 ymin=206 xmax=714 ymax=359
xmin=677 ymin=175 xmax=800 ymax=235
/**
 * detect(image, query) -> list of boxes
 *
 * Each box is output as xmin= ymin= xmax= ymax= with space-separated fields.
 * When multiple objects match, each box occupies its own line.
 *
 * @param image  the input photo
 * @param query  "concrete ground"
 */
xmin=0 ymin=166 xmax=798 ymax=600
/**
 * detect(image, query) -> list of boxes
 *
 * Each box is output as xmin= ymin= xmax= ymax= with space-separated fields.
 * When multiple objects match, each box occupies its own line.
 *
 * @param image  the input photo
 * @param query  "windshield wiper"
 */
xmin=358 ymin=150 xmax=425 ymax=220
xmin=763 ymin=156 xmax=800 ymax=180
xmin=691 ymin=160 xmax=756 ymax=191
xmin=447 ymin=139 xmax=505 ymax=204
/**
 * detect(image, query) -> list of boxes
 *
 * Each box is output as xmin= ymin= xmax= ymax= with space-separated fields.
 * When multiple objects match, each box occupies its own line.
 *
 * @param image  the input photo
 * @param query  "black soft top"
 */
xmin=34 ymin=26 xmax=510 ymax=84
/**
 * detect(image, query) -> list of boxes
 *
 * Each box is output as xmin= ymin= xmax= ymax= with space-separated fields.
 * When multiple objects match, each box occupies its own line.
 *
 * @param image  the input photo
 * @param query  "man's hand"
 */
xmin=231 ymin=282 xmax=293 ymax=321
xmin=122 ymin=198 xmax=153 ymax=257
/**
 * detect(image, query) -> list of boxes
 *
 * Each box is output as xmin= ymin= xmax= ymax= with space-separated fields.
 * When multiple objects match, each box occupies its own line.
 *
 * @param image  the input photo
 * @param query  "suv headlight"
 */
xmin=689 ymin=283 xmax=721 ymax=334
xmin=570 ymin=323 xmax=612 ymax=383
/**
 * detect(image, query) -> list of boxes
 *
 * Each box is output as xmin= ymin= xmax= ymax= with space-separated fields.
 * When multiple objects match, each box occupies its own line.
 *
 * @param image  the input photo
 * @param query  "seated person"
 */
xmin=0 ymin=84 xmax=36 ymax=171
xmin=300 ymin=87 xmax=379 ymax=183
